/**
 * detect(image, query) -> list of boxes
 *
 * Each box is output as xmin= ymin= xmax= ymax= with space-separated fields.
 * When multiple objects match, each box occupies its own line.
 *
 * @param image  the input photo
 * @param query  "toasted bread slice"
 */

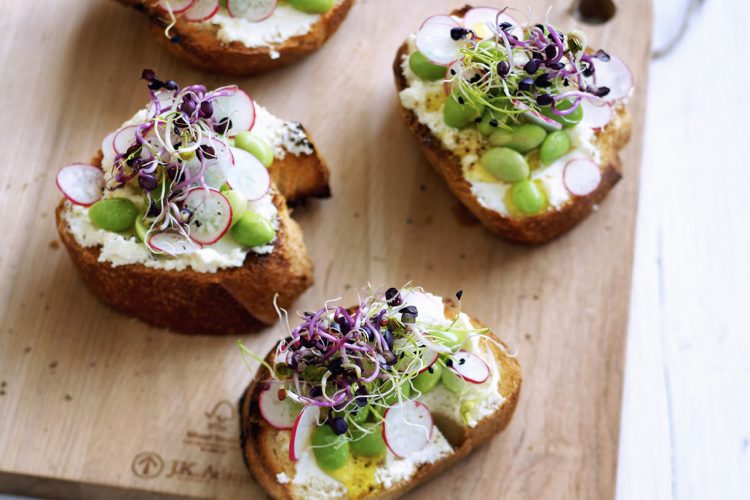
xmin=55 ymin=142 xmax=328 ymax=335
xmin=113 ymin=0 xmax=355 ymax=76
xmin=239 ymin=299 xmax=522 ymax=499
xmin=392 ymin=8 xmax=632 ymax=244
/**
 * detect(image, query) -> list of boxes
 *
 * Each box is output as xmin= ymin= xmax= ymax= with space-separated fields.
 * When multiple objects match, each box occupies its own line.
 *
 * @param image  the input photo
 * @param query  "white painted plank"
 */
xmin=618 ymin=0 xmax=750 ymax=498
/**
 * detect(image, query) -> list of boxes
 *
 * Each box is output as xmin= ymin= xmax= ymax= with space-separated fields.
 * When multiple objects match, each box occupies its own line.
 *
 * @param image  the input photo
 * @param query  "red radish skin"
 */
xmin=183 ymin=188 xmax=233 ymax=245
xmin=148 ymin=231 xmax=202 ymax=255
xmin=447 ymin=350 xmax=490 ymax=384
xmin=258 ymin=381 xmax=298 ymax=430
xmin=289 ymin=405 xmax=320 ymax=461
xmin=183 ymin=0 xmax=220 ymax=22
xmin=418 ymin=349 xmax=439 ymax=374
xmin=382 ymin=401 xmax=433 ymax=458
xmin=159 ymin=0 xmax=195 ymax=14
xmin=56 ymin=164 xmax=104 ymax=207
xmin=112 ymin=125 xmax=138 ymax=155
xmin=227 ymin=147 xmax=271 ymax=201
xmin=564 ymin=158 xmax=602 ymax=196
xmin=227 ymin=0 xmax=278 ymax=22
xmin=212 ymin=87 xmax=256 ymax=137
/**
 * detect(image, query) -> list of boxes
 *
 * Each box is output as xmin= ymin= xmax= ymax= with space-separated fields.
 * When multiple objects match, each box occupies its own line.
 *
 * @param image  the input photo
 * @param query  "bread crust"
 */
xmin=55 ymin=145 xmax=327 ymax=335
xmin=113 ymin=0 xmax=355 ymax=76
xmin=392 ymin=37 xmax=632 ymax=244
xmin=239 ymin=300 xmax=522 ymax=499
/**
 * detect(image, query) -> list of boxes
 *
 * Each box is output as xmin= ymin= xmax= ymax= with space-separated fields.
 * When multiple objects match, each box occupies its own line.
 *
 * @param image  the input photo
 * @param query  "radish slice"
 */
xmin=148 ymin=231 xmax=201 ymax=255
xmin=417 ymin=349 xmax=439 ymax=374
xmin=101 ymin=131 xmax=117 ymax=164
xmin=444 ymin=60 xmax=483 ymax=95
xmin=146 ymin=90 xmax=176 ymax=116
xmin=580 ymin=99 xmax=613 ymax=130
xmin=112 ymin=125 xmax=139 ymax=155
xmin=289 ymin=405 xmax=320 ymax=461
xmin=259 ymin=381 xmax=299 ymax=430
xmin=447 ymin=350 xmax=490 ymax=384
xmin=463 ymin=8 xmax=523 ymax=40
xmin=158 ymin=0 xmax=195 ymax=14
xmin=56 ymin=164 xmax=104 ymax=207
xmin=212 ymin=87 xmax=256 ymax=137
xmin=416 ymin=15 xmax=462 ymax=66
xmin=183 ymin=0 xmax=219 ymax=22
xmin=591 ymin=54 xmax=633 ymax=102
xmin=184 ymin=137 xmax=233 ymax=188
xmin=227 ymin=0 xmax=278 ymax=22
xmin=564 ymin=158 xmax=601 ymax=196
xmin=227 ymin=147 xmax=271 ymax=201
xmin=383 ymin=401 xmax=433 ymax=458
xmin=183 ymin=188 xmax=232 ymax=245
xmin=394 ymin=341 xmax=438 ymax=374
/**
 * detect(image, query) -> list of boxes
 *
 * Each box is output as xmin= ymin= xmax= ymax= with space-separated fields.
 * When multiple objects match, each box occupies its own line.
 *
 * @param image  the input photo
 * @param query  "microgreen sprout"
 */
xmin=238 ymin=285 xmax=505 ymax=442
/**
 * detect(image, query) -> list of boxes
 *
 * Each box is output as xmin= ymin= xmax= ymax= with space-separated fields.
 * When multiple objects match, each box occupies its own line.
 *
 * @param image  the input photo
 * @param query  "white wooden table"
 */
xmin=617 ymin=0 xmax=750 ymax=498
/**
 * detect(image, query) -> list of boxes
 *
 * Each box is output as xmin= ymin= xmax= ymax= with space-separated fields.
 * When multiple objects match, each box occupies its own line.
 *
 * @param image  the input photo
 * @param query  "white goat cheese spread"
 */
xmin=399 ymin=35 xmax=605 ymax=216
xmin=208 ymin=1 xmax=343 ymax=58
xmin=61 ymin=105 xmax=311 ymax=273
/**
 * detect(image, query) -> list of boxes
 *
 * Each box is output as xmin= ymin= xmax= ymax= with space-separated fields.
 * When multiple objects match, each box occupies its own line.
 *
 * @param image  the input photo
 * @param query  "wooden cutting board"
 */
xmin=0 ymin=0 xmax=651 ymax=498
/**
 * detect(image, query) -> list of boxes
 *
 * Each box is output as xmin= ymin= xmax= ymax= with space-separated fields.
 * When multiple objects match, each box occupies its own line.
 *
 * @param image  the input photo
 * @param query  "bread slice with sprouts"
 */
xmin=113 ymin=0 xmax=355 ymax=76
xmin=393 ymin=5 xmax=633 ymax=244
xmin=55 ymin=70 xmax=329 ymax=334
xmin=239 ymin=285 xmax=521 ymax=499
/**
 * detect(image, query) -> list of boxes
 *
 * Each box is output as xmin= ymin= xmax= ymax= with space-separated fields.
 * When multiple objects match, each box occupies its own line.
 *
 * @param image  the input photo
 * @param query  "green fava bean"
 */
xmin=443 ymin=93 xmax=483 ymax=129
xmin=441 ymin=365 xmax=468 ymax=395
xmin=489 ymin=129 xmax=513 ymax=147
xmin=506 ymin=124 xmax=547 ymax=153
xmin=540 ymin=130 xmax=571 ymax=165
xmin=231 ymin=211 xmax=275 ymax=247
xmin=412 ymin=363 xmax=442 ymax=394
xmin=481 ymin=147 xmax=530 ymax=183
xmin=350 ymin=423 xmax=387 ymax=457
xmin=381 ymin=379 xmax=412 ymax=406
xmin=409 ymin=51 xmax=446 ymax=81
xmin=541 ymin=98 xmax=584 ymax=128
xmin=222 ymin=190 xmax=248 ymax=227
xmin=477 ymin=109 xmax=504 ymax=136
xmin=89 ymin=198 xmax=138 ymax=232
xmin=311 ymin=425 xmax=349 ymax=471
xmin=511 ymin=179 xmax=547 ymax=215
xmin=288 ymin=0 xmax=334 ymax=13
xmin=234 ymin=131 xmax=274 ymax=167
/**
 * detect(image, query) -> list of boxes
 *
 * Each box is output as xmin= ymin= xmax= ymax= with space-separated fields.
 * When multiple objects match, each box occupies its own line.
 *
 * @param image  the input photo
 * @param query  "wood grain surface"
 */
xmin=0 ymin=1 xmax=651 ymax=498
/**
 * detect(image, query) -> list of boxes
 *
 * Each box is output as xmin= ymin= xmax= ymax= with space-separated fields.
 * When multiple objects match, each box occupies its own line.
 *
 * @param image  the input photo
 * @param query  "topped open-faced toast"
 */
xmin=113 ymin=0 xmax=355 ymax=76
xmin=55 ymin=70 xmax=330 ymax=334
xmin=239 ymin=285 xmax=521 ymax=498
xmin=394 ymin=5 xmax=633 ymax=244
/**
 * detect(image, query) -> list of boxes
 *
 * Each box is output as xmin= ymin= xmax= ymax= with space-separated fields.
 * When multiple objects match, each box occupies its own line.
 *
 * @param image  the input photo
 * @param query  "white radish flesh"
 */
xmin=183 ymin=188 xmax=233 ymax=245
xmin=112 ymin=125 xmax=138 ymax=155
xmin=416 ymin=15 xmax=462 ymax=66
xmin=289 ymin=405 xmax=320 ymax=461
xmin=463 ymin=8 xmax=523 ymax=40
xmin=580 ymin=98 xmax=613 ymax=130
xmin=259 ymin=381 xmax=298 ymax=430
xmin=564 ymin=158 xmax=601 ymax=196
xmin=211 ymin=87 xmax=256 ymax=137
xmin=227 ymin=147 xmax=271 ymax=201
xmin=447 ymin=350 xmax=490 ymax=384
xmin=383 ymin=401 xmax=433 ymax=458
xmin=591 ymin=54 xmax=633 ymax=102
xmin=148 ymin=231 xmax=201 ymax=255
xmin=183 ymin=0 xmax=220 ymax=22
xmin=227 ymin=0 xmax=278 ymax=22
xmin=56 ymin=164 xmax=104 ymax=207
